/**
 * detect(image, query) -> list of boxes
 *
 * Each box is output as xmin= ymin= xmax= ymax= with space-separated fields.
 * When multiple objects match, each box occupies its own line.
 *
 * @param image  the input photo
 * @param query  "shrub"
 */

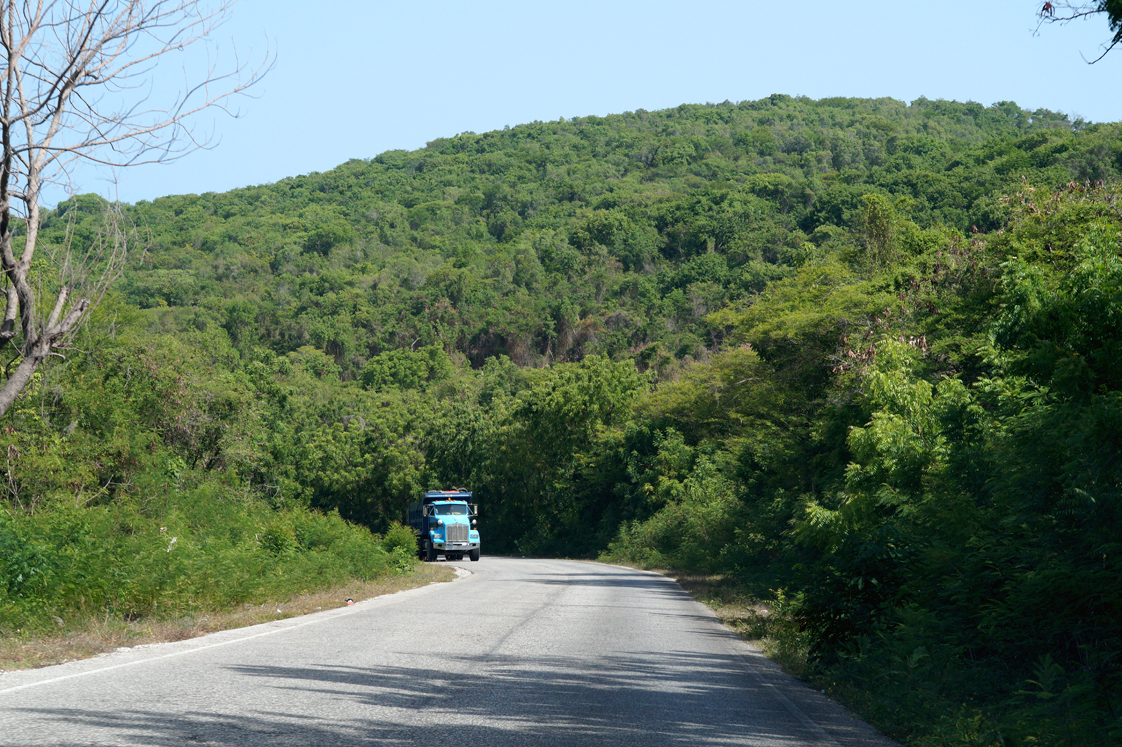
xmin=381 ymin=522 xmax=418 ymax=556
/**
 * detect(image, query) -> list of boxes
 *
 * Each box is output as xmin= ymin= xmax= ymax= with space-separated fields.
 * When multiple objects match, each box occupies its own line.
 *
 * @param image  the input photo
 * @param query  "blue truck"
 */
xmin=407 ymin=489 xmax=481 ymax=562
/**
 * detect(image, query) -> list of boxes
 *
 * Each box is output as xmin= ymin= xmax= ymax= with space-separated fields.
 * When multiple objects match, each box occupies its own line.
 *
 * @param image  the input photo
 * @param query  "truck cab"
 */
xmin=407 ymin=490 xmax=481 ymax=562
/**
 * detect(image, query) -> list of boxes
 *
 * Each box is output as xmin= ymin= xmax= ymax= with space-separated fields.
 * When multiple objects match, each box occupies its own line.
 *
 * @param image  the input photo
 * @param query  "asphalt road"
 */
xmin=0 ymin=557 xmax=900 ymax=746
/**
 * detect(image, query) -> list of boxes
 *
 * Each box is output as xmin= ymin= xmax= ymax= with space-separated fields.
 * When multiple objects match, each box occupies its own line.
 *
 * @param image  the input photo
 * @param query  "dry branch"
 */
xmin=0 ymin=0 xmax=270 ymax=416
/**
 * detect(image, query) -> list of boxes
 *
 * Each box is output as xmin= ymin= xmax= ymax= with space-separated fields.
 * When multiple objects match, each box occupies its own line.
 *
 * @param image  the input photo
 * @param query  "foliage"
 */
xmin=608 ymin=181 xmax=1122 ymax=745
xmin=0 ymin=489 xmax=404 ymax=633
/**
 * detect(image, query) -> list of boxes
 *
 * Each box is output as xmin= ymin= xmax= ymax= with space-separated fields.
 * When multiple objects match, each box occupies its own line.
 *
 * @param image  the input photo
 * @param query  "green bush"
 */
xmin=599 ymin=455 xmax=737 ymax=573
xmin=0 ymin=484 xmax=398 ymax=633
xmin=380 ymin=522 xmax=418 ymax=556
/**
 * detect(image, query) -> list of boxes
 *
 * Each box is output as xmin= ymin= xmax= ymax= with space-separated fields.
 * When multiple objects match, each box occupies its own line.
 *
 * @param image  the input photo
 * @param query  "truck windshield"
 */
xmin=433 ymin=504 xmax=468 ymax=515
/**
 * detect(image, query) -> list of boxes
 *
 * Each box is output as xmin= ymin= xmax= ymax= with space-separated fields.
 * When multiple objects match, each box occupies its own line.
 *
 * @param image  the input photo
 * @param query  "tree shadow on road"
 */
xmin=9 ymin=648 xmax=899 ymax=746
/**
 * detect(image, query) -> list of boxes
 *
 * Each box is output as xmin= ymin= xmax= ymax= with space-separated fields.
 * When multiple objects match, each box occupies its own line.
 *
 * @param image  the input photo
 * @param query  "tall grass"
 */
xmin=0 ymin=478 xmax=413 ymax=633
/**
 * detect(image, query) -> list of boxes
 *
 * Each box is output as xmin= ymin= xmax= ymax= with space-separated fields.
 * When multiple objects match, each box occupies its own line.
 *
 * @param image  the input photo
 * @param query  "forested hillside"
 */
xmin=4 ymin=95 xmax=1121 ymax=744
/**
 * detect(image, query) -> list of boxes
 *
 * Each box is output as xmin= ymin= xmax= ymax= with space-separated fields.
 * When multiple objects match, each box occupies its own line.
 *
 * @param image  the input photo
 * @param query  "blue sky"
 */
xmin=47 ymin=0 xmax=1122 ymax=206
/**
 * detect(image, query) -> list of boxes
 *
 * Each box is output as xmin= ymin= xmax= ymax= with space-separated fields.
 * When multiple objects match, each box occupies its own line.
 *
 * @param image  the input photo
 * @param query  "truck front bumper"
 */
xmin=434 ymin=541 xmax=480 ymax=551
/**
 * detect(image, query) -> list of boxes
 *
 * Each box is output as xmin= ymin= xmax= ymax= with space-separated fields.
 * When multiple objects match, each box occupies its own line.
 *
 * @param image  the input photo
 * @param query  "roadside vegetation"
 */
xmin=3 ymin=95 xmax=1120 ymax=745
xmin=0 ymin=489 xmax=436 ymax=669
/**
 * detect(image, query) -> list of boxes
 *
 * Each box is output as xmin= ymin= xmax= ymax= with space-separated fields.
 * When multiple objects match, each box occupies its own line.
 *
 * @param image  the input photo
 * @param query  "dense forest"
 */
xmin=3 ymin=95 xmax=1121 ymax=745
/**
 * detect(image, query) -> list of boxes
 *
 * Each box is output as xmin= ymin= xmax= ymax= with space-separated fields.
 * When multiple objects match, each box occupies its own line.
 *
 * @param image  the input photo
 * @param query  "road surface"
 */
xmin=0 ymin=557 xmax=900 ymax=746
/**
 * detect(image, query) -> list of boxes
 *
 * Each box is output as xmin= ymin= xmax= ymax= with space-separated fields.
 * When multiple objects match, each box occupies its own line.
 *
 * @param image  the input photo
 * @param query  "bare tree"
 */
xmin=1037 ymin=1 xmax=1122 ymax=62
xmin=0 ymin=0 xmax=270 ymax=417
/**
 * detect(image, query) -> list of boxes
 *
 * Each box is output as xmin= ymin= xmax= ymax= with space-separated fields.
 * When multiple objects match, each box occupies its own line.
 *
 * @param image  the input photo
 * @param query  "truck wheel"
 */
xmin=425 ymin=543 xmax=437 ymax=562
xmin=469 ymin=548 xmax=480 ymax=562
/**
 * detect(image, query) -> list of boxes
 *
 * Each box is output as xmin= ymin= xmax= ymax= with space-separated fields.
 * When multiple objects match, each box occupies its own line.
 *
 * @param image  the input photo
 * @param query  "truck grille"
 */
xmin=447 ymin=524 xmax=469 ymax=542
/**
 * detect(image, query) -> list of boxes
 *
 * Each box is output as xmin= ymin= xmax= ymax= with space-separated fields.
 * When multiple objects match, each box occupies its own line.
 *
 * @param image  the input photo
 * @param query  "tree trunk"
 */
xmin=0 ymin=341 xmax=45 ymax=417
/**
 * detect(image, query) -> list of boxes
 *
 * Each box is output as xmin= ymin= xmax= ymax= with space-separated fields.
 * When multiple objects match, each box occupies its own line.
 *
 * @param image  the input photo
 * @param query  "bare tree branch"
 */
xmin=0 ymin=0 xmax=271 ymax=417
xmin=1036 ymin=1 xmax=1122 ymax=62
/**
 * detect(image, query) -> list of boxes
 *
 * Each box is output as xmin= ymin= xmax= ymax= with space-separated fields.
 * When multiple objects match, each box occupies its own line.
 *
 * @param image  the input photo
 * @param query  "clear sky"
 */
xmin=45 ymin=0 xmax=1122 ymax=206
